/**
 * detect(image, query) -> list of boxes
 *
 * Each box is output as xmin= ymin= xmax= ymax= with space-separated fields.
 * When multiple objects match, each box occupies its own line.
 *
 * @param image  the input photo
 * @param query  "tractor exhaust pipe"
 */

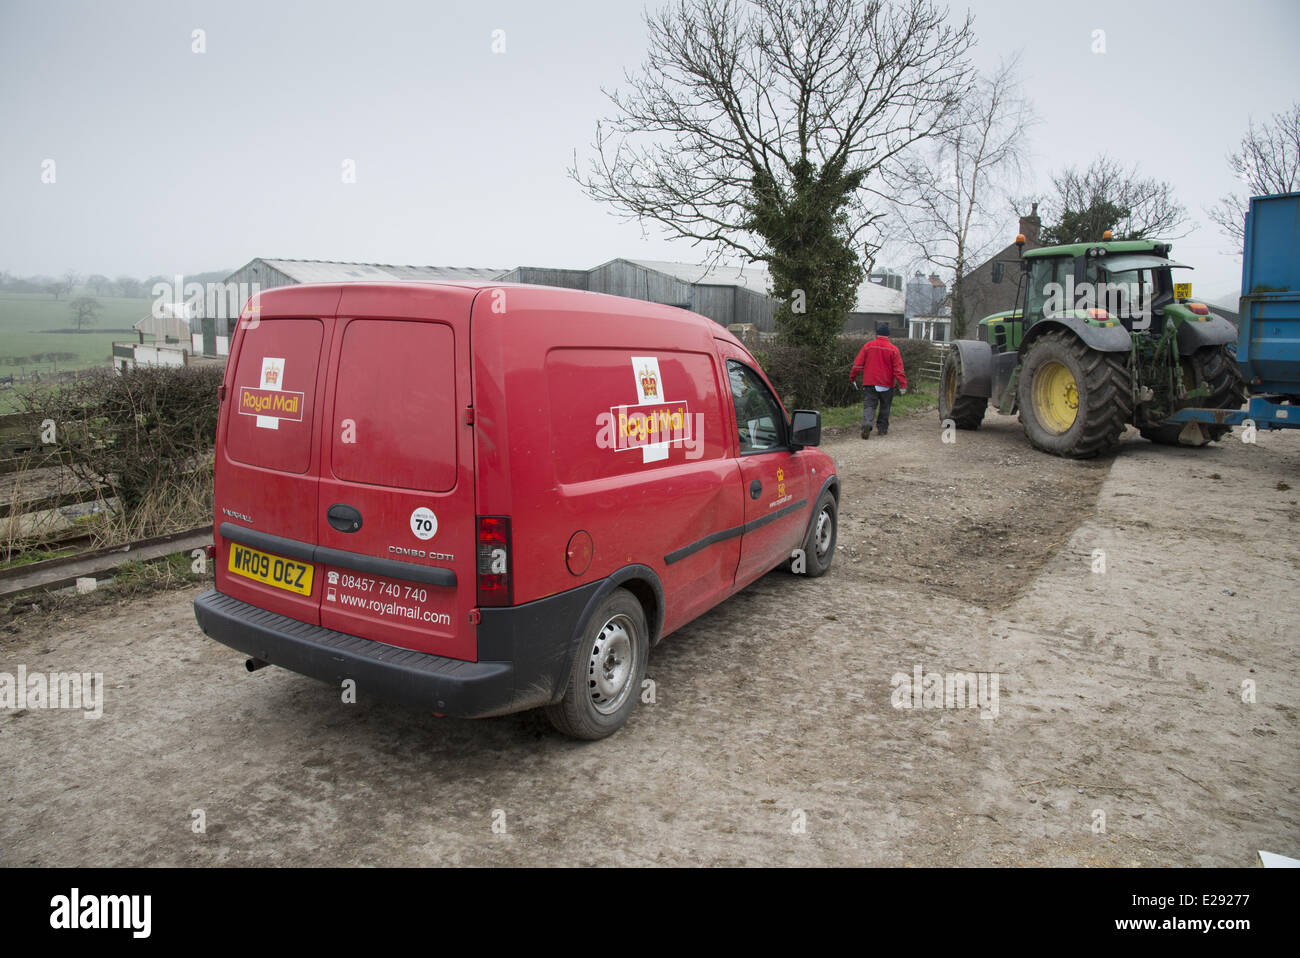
xmin=245 ymin=657 xmax=271 ymax=672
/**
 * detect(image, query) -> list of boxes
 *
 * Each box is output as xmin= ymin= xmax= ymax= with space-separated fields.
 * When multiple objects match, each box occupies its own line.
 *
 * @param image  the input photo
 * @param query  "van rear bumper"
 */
xmin=193 ymin=589 xmax=517 ymax=718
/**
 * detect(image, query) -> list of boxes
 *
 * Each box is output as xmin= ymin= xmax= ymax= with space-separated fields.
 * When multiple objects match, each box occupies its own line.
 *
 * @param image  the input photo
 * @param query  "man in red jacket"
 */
xmin=849 ymin=323 xmax=907 ymax=439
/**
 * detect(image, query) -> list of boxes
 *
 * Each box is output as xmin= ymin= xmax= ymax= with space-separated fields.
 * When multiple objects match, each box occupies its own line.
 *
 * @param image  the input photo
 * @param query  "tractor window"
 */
xmin=1026 ymin=259 xmax=1058 ymax=318
xmin=1087 ymin=264 xmax=1156 ymax=328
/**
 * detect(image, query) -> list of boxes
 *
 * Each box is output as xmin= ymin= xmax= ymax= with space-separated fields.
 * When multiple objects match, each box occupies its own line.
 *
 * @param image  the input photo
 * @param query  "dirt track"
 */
xmin=2 ymin=407 xmax=1297 ymax=866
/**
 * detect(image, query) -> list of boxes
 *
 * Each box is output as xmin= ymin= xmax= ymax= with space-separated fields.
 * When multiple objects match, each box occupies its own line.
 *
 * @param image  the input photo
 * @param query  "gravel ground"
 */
xmin=2 ymin=408 xmax=1296 ymax=866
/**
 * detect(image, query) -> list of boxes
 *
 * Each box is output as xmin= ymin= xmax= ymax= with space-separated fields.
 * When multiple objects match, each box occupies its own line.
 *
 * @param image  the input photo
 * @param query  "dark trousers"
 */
xmin=862 ymin=387 xmax=895 ymax=433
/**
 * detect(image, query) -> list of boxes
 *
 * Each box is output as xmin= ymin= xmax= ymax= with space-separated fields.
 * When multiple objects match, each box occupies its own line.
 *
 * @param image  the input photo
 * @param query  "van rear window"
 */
xmin=330 ymin=319 xmax=457 ymax=492
xmin=225 ymin=318 xmax=324 ymax=475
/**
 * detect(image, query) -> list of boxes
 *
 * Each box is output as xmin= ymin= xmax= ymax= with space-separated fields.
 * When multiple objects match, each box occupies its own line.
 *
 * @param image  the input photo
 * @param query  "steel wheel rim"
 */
xmin=1033 ymin=360 xmax=1078 ymax=433
xmin=587 ymin=613 xmax=636 ymax=715
xmin=814 ymin=507 xmax=833 ymax=557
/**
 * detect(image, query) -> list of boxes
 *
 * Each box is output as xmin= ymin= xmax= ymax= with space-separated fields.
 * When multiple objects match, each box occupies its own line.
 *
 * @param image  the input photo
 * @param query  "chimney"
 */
xmin=1019 ymin=202 xmax=1041 ymax=246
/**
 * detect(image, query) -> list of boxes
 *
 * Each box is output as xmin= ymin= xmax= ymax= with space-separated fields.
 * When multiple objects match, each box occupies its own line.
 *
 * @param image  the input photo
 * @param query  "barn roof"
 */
xmin=255 ymin=259 xmax=507 ymax=284
xmin=621 ymin=258 xmax=905 ymax=315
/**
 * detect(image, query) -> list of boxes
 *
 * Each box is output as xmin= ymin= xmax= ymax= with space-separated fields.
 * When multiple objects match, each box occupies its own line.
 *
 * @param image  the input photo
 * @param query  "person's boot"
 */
xmin=860 ymin=424 xmax=871 ymax=440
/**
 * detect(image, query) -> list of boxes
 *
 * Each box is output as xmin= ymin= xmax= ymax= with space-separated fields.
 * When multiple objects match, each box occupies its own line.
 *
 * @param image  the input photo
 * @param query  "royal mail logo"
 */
xmin=238 ymin=386 xmax=305 ymax=422
xmin=639 ymin=365 xmax=659 ymax=399
xmin=609 ymin=401 xmax=692 ymax=449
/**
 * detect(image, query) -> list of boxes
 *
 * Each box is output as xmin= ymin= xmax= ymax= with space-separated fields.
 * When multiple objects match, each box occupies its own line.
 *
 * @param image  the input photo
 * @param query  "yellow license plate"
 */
xmin=228 ymin=542 xmax=314 ymax=595
xmin=1174 ymin=282 xmax=1192 ymax=300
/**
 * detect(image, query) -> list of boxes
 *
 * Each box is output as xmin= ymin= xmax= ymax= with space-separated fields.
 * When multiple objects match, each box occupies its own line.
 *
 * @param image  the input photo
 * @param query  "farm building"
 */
xmin=133 ymin=305 xmax=193 ymax=342
xmin=198 ymin=260 xmax=505 ymax=357
xmin=904 ymin=272 xmax=952 ymax=341
xmin=112 ymin=303 xmax=198 ymax=373
xmin=190 ymin=256 xmax=909 ymax=358
xmin=537 ymin=259 xmax=906 ymax=336
xmin=959 ymin=206 xmax=1044 ymax=335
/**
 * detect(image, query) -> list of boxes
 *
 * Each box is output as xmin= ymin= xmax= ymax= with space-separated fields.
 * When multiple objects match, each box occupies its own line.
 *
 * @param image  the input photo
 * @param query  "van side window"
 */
xmin=727 ymin=360 xmax=785 ymax=453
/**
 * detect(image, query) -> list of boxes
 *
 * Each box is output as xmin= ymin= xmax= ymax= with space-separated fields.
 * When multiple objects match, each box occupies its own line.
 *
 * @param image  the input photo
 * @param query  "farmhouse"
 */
xmin=958 ymin=206 xmax=1044 ymax=334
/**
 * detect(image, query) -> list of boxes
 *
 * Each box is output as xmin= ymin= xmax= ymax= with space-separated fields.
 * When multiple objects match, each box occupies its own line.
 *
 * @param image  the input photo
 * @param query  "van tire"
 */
xmin=545 ymin=588 xmax=649 ymax=740
xmin=796 ymin=490 xmax=837 ymax=578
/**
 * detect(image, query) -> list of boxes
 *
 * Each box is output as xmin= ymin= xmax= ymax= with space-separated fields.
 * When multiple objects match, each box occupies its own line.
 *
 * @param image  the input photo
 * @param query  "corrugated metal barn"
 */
xmin=205 ymin=257 xmax=907 ymax=356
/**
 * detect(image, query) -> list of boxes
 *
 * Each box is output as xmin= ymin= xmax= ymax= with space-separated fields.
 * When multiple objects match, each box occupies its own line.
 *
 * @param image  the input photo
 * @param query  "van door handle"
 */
xmin=326 ymin=503 xmax=363 ymax=533
xmin=749 ymin=480 xmax=762 ymax=499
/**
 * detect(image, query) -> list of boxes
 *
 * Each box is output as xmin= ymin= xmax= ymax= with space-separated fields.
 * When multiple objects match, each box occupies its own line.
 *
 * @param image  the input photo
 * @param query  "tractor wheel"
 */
xmin=938 ymin=348 xmax=988 ymax=430
xmin=1139 ymin=345 xmax=1247 ymax=446
xmin=1017 ymin=330 xmax=1132 ymax=458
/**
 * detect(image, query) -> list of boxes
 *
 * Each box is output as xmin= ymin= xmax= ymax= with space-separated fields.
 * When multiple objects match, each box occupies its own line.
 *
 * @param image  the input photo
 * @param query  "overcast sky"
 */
xmin=2 ymin=0 xmax=1297 ymax=301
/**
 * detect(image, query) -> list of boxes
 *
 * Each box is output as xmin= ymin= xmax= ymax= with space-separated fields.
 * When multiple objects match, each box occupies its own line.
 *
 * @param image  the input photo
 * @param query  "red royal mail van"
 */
xmin=193 ymin=282 xmax=839 ymax=738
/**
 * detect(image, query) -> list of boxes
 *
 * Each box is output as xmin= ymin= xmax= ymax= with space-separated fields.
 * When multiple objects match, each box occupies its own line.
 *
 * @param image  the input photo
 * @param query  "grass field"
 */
xmin=0 ymin=290 xmax=153 ymax=411
xmin=0 ymin=290 xmax=151 ymax=370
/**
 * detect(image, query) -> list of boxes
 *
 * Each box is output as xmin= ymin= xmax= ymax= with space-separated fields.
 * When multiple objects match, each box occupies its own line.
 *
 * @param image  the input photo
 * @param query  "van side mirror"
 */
xmin=992 ymin=262 xmax=1004 ymax=284
xmin=790 ymin=410 xmax=821 ymax=448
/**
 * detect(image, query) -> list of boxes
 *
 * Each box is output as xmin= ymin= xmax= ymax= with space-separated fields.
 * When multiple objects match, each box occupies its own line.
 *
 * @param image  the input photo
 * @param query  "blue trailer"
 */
xmin=1167 ymin=191 xmax=1300 ymax=431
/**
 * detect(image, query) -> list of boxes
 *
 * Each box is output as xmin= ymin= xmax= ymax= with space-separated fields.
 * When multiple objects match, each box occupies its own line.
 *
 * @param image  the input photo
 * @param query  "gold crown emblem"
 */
xmin=264 ymin=367 xmax=279 ymax=385
xmin=640 ymin=366 xmax=658 ymax=397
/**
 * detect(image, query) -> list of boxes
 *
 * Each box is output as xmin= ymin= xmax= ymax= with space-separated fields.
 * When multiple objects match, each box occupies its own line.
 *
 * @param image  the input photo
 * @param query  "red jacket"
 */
xmin=851 ymin=337 xmax=907 ymax=390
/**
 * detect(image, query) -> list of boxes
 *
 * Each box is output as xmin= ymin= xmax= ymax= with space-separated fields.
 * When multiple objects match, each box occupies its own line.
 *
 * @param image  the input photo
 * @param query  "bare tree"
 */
xmin=573 ymin=0 xmax=974 ymax=403
xmin=69 ymin=295 xmax=101 ymax=331
xmin=1036 ymin=157 xmax=1187 ymax=245
xmin=892 ymin=55 xmax=1034 ymax=336
xmin=1208 ymin=102 xmax=1300 ymax=251
xmin=47 ymin=270 xmax=80 ymax=301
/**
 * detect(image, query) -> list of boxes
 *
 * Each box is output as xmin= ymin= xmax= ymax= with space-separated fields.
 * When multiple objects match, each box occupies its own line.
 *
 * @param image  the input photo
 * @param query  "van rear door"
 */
xmin=215 ymin=288 xmax=338 ymax=625
xmin=316 ymin=285 xmax=477 ymax=662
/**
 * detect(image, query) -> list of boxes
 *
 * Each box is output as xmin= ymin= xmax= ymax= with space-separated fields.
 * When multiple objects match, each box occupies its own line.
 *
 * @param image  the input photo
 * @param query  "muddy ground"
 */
xmin=2 ymin=407 xmax=1297 ymax=866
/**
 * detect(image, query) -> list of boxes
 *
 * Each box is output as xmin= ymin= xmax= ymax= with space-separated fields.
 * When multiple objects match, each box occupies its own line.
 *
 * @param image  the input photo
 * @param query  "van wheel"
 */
xmin=545 ymin=588 xmax=648 ymax=740
xmin=796 ymin=490 xmax=837 ymax=578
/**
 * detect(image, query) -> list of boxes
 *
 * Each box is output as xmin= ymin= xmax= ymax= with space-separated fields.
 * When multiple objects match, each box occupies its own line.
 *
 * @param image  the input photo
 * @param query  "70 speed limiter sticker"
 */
xmin=410 ymin=507 xmax=438 ymax=541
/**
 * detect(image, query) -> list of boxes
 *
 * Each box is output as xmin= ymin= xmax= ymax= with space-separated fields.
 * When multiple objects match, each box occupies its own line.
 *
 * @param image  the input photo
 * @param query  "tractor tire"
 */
xmin=1139 ymin=345 xmax=1246 ymax=446
xmin=938 ymin=348 xmax=988 ymax=430
xmin=1017 ymin=330 xmax=1132 ymax=459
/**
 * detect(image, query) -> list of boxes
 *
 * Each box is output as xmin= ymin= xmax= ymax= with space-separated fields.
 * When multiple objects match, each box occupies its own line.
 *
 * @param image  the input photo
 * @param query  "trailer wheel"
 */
xmin=939 ymin=348 xmax=988 ymax=429
xmin=1017 ymin=330 xmax=1132 ymax=458
xmin=546 ymin=588 xmax=648 ymax=740
xmin=1140 ymin=345 xmax=1246 ymax=445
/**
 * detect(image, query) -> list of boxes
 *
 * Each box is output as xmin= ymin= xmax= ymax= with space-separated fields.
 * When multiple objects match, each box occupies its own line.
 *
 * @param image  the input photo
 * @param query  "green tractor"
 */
xmin=939 ymin=234 xmax=1246 ymax=458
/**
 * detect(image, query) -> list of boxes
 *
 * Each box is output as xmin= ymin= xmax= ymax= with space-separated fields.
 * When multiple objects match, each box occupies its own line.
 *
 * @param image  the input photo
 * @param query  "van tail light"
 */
xmin=476 ymin=516 xmax=513 ymax=607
